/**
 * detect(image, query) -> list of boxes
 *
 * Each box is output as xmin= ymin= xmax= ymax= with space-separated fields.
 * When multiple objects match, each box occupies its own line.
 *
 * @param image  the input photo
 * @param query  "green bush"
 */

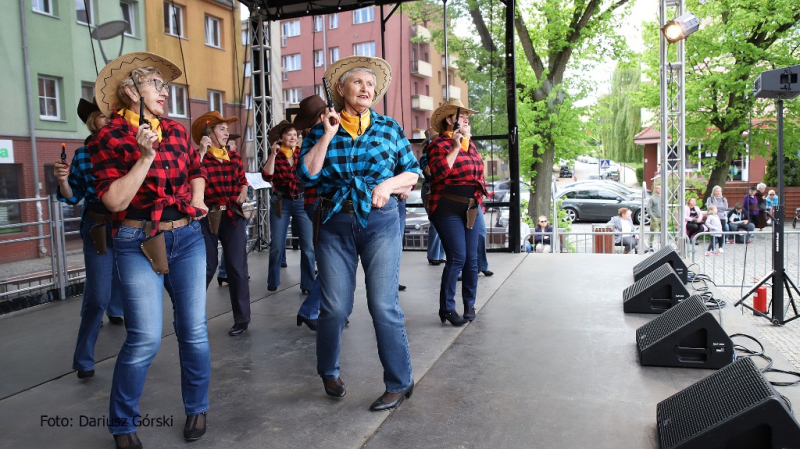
xmin=635 ymin=167 xmax=644 ymax=185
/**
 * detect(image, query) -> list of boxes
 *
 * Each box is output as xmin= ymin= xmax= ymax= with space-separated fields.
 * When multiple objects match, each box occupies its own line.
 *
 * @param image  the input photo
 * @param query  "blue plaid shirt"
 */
xmin=56 ymin=144 xmax=100 ymax=215
xmin=298 ymin=109 xmax=421 ymax=227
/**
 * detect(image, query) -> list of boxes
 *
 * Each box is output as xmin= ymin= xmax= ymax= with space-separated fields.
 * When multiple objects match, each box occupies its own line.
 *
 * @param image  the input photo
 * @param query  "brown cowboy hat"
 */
xmin=324 ymin=56 xmax=391 ymax=110
xmin=77 ymin=98 xmax=101 ymax=124
xmin=191 ymin=111 xmax=239 ymax=145
xmin=293 ymin=95 xmax=328 ymax=130
xmin=94 ymin=52 xmax=182 ymax=118
xmin=268 ymin=120 xmax=297 ymax=144
xmin=431 ymin=99 xmax=477 ymax=133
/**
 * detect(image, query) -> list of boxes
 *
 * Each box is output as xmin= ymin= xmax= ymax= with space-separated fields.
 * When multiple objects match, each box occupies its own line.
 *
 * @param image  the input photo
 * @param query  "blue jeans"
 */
xmin=315 ymin=197 xmax=413 ymax=393
xmin=109 ymin=220 xmax=210 ymax=435
xmin=269 ymin=195 xmax=315 ymax=290
xmin=218 ymin=248 xmax=226 ymax=278
xmin=431 ymin=209 xmax=479 ymax=312
xmin=475 ymin=207 xmax=489 ymax=272
xmin=73 ymin=213 xmax=124 ymax=372
xmin=298 ymin=200 xmax=321 ymax=321
xmin=421 ymin=185 xmax=445 ymax=261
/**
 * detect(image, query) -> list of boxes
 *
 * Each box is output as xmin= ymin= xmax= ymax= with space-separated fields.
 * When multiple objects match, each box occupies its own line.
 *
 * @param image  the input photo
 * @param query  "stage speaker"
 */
xmin=657 ymin=357 xmax=800 ymax=449
xmin=634 ymin=247 xmax=688 ymax=284
xmin=623 ymin=264 xmax=689 ymax=313
xmin=636 ymin=295 xmax=733 ymax=369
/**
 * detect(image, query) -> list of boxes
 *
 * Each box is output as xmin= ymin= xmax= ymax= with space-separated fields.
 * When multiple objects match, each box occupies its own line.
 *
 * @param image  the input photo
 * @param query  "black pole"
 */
xmin=380 ymin=4 xmax=387 ymax=115
xmin=506 ymin=0 xmax=520 ymax=252
xmin=773 ymin=99 xmax=785 ymax=323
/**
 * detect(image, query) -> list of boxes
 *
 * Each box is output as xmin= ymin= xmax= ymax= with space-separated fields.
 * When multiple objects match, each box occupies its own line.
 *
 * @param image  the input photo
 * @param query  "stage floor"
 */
xmin=1 ymin=252 xmax=798 ymax=448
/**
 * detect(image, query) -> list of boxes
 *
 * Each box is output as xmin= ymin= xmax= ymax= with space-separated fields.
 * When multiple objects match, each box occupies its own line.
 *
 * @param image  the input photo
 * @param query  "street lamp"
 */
xmin=661 ymin=12 xmax=700 ymax=43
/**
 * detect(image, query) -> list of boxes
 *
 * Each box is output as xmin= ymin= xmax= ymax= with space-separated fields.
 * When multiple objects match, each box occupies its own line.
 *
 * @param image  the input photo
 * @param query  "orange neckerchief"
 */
xmin=339 ymin=110 xmax=371 ymax=139
xmin=443 ymin=131 xmax=469 ymax=152
xmin=207 ymin=146 xmax=230 ymax=161
xmin=120 ymin=108 xmax=162 ymax=141
xmin=279 ymin=145 xmax=295 ymax=161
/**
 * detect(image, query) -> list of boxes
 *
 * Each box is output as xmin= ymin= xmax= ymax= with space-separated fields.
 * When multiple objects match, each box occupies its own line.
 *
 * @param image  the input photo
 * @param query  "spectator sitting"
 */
xmin=606 ymin=207 xmax=639 ymax=254
xmin=684 ymin=197 xmax=706 ymax=241
xmin=728 ymin=202 xmax=755 ymax=243
xmin=532 ymin=215 xmax=553 ymax=253
xmin=766 ymin=189 xmax=779 ymax=224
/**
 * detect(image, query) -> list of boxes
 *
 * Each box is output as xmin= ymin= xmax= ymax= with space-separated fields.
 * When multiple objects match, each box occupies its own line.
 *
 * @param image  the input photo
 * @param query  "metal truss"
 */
xmin=250 ymin=13 xmax=274 ymax=252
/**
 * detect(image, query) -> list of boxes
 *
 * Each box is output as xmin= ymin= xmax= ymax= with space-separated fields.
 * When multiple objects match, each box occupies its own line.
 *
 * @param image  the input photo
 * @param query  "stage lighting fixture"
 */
xmin=662 ymin=12 xmax=700 ymax=43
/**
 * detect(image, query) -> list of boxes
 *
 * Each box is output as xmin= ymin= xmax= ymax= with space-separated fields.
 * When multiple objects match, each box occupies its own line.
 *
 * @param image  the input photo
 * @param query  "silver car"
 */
xmin=557 ymin=187 xmax=649 ymax=224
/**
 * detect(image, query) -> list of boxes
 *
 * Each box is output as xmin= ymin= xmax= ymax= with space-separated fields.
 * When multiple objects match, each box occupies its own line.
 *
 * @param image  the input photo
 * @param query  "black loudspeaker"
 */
xmin=634 ymin=247 xmax=688 ymax=284
xmin=623 ymin=264 xmax=689 ymax=313
xmin=657 ymin=357 xmax=800 ymax=449
xmin=636 ymin=295 xmax=733 ymax=369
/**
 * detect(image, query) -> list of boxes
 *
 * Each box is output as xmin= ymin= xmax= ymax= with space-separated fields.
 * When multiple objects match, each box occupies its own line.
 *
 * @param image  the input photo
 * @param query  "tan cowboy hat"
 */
xmin=324 ymin=56 xmax=391 ymax=110
xmin=191 ymin=111 xmax=239 ymax=145
xmin=431 ymin=99 xmax=477 ymax=133
xmin=94 ymin=52 xmax=182 ymax=117
xmin=293 ymin=95 xmax=328 ymax=130
xmin=268 ymin=120 xmax=297 ymax=144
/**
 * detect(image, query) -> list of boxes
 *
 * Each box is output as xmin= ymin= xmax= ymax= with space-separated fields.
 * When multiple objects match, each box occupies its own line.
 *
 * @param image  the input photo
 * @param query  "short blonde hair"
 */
xmin=85 ymin=111 xmax=105 ymax=134
xmin=768 ymin=190 xmax=776 ymax=195
xmin=116 ymin=67 xmax=164 ymax=109
xmin=707 ymin=205 xmax=717 ymax=214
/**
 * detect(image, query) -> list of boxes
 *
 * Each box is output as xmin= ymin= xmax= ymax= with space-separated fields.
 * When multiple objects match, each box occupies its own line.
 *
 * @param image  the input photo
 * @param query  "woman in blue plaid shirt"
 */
xmin=298 ymin=56 xmax=420 ymax=412
xmin=54 ymin=98 xmax=124 ymax=380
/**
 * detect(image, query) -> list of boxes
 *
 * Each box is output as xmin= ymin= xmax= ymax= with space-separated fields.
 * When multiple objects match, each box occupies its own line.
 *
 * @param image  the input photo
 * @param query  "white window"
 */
xmin=164 ymin=2 xmax=184 ymax=37
xmin=38 ymin=76 xmax=60 ymax=120
xmin=353 ymin=41 xmax=376 ymax=57
xmin=315 ymin=84 xmax=325 ymax=99
xmin=283 ymin=54 xmax=301 ymax=72
xmin=314 ymin=50 xmax=324 ymax=67
xmin=284 ymin=88 xmax=302 ymax=105
xmin=329 ymin=47 xmax=339 ymax=63
xmin=282 ymin=20 xmax=300 ymax=37
xmin=245 ymin=94 xmax=252 ymax=109
xmin=208 ymin=90 xmax=223 ymax=114
xmin=241 ymin=28 xmax=249 ymax=45
xmin=33 ymin=0 xmax=53 ymax=15
xmin=120 ymin=2 xmax=136 ymax=37
xmin=353 ymin=7 xmax=374 ymax=24
xmin=81 ymin=83 xmax=94 ymax=101
xmin=205 ymin=16 xmax=221 ymax=48
xmin=168 ymin=84 xmax=187 ymax=117
xmin=314 ymin=16 xmax=323 ymax=32
xmin=329 ymin=14 xmax=338 ymax=29
xmin=76 ymin=0 xmax=93 ymax=25
xmin=243 ymin=61 xmax=252 ymax=77
xmin=245 ymin=126 xmax=253 ymax=141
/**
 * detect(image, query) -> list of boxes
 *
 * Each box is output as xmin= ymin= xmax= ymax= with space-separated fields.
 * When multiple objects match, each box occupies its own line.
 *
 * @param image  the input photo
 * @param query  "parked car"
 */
xmin=403 ymin=189 xmax=429 ymax=249
xmin=485 ymin=179 xmax=531 ymax=203
xmin=559 ymin=165 xmax=573 ymax=178
xmin=556 ymin=187 xmax=649 ymax=225
xmin=601 ymin=169 xmax=620 ymax=181
xmin=561 ymin=180 xmax=646 ymax=198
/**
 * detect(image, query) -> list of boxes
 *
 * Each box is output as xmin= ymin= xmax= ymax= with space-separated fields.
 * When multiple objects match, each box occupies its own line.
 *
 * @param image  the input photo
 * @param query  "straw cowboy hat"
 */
xmin=324 ymin=56 xmax=392 ymax=110
xmin=293 ymin=95 xmax=328 ymax=130
xmin=77 ymin=98 xmax=101 ymax=124
xmin=267 ymin=120 xmax=297 ymax=144
xmin=431 ymin=99 xmax=477 ymax=133
xmin=191 ymin=111 xmax=239 ymax=145
xmin=94 ymin=52 xmax=182 ymax=117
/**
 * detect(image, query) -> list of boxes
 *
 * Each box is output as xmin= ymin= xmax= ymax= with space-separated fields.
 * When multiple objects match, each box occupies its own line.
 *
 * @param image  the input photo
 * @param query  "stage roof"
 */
xmin=239 ymin=0 xmax=417 ymax=21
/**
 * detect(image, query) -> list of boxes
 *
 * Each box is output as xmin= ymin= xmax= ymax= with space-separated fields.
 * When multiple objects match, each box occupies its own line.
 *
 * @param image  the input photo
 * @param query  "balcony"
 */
xmin=411 ymin=95 xmax=434 ymax=111
xmin=442 ymin=55 xmax=458 ymax=70
xmin=411 ymin=60 xmax=432 ymax=78
xmin=412 ymin=130 xmax=425 ymax=140
xmin=410 ymin=25 xmax=431 ymax=42
xmin=443 ymin=85 xmax=461 ymax=100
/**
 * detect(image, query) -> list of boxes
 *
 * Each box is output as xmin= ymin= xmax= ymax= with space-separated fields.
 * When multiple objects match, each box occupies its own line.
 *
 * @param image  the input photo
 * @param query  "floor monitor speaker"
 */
xmin=657 ymin=357 xmax=800 ymax=449
xmin=636 ymin=295 xmax=733 ymax=369
xmin=634 ymin=247 xmax=688 ymax=284
xmin=624 ymin=264 xmax=689 ymax=313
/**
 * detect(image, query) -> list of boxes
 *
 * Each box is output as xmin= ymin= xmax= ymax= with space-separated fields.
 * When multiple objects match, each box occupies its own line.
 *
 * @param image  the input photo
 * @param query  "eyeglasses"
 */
xmin=141 ymin=79 xmax=170 ymax=92
xmin=539 ymin=220 xmax=547 ymax=223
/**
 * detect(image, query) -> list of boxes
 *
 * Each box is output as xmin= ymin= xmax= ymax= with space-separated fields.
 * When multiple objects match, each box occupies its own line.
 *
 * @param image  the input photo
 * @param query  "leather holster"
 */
xmin=273 ymin=192 xmax=283 ymax=219
xmin=466 ymin=206 xmax=479 ymax=230
xmin=140 ymin=232 xmax=169 ymax=274
xmin=207 ymin=209 xmax=223 ymax=234
xmin=89 ymin=223 xmax=108 ymax=255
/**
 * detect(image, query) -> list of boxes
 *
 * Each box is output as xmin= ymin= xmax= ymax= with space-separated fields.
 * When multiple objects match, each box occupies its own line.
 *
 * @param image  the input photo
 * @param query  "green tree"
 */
xmin=599 ymin=62 xmax=642 ymax=163
xmin=639 ymin=0 xmax=800 ymax=199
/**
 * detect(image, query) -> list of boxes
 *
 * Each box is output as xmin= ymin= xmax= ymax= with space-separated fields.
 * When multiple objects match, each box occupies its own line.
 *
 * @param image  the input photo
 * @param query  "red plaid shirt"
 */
xmin=90 ymin=112 xmax=208 ymax=234
xmin=426 ymin=135 xmax=487 ymax=214
xmin=203 ymin=150 xmax=248 ymax=221
xmin=262 ymin=147 xmax=303 ymax=198
xmin=304 ymin=186 xmax=318 ymax=207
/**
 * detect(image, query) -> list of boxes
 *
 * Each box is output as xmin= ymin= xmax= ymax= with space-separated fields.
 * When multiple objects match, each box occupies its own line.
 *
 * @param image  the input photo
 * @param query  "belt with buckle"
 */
xmin=321 ymin=197 xmax=355 ymax=214
xmin=120 ymin=217 xmax=191 ymax=235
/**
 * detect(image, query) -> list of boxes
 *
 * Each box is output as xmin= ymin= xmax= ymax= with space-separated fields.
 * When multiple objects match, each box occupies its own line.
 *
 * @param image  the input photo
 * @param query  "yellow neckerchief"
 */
xmin=207 ymin=146 xmax=230 ymax=161
xmin=339 ymin=109 xmax=371 ymax=139
xmin=279 ymin=145 xmax=295 ymax=162
xmin=443 ymin=131 xmax=469 ymax=152
xmin=120 ymin=108 xmax=162 ymax=141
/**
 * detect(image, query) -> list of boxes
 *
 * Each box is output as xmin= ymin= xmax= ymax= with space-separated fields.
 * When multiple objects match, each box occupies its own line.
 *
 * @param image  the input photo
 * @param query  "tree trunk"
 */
xmin=528 ymin=141 xmax=556 ymax=222
xmin=703 ymin=136 xmax=736 ymax=201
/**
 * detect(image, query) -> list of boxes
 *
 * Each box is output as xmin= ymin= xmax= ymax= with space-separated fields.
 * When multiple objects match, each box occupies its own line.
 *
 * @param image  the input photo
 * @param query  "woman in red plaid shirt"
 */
xmin=261 ymin=120 xmax=316 ymax=294
xmin=192 ymin=111 xmax=251 ymax=337
xmin=89 ymin=52 xmax=210 ymax=448
xmin=427 ymin=99 xmax=487 ymax=327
